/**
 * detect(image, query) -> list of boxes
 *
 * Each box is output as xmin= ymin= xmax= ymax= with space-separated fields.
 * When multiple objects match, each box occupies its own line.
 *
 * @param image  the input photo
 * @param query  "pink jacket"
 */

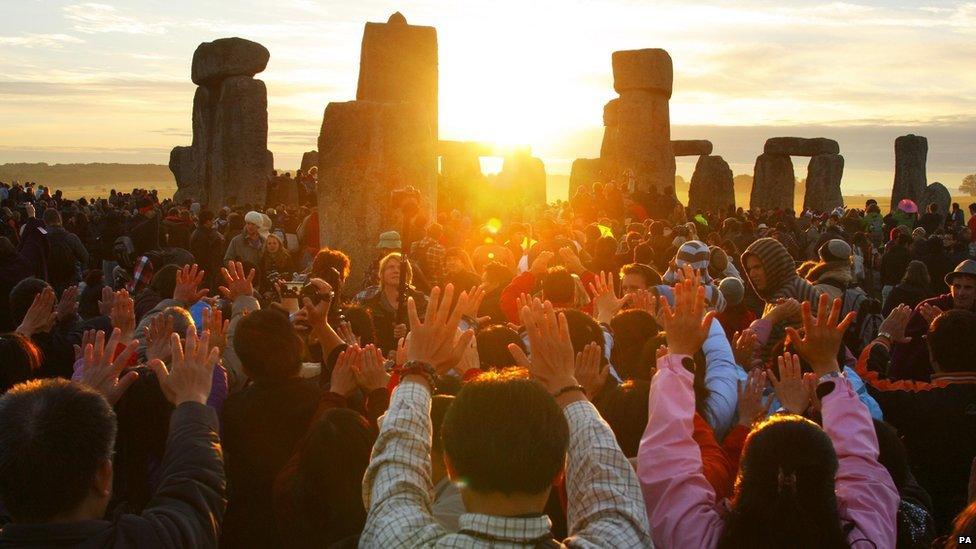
xmin=638 ymin=354 xmax=898 ymax=549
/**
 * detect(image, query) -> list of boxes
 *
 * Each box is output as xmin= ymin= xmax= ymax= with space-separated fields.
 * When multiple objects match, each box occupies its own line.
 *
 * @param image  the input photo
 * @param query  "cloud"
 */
xmin=0 ymin=33 xmax=84 ymax=48
xmin=63 ymin=3 xmax=171 ymax=34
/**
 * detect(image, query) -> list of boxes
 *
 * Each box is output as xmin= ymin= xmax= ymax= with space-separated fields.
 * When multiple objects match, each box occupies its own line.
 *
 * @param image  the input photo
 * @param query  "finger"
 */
xmin=407 ymin=296 xmax=421 ymax=331
xmin=437 ymin=284 xmax=456 ymax=325
xmin=112 ymin=340 xmax=139 ymax=375
xmin=147 ymin=358 xmax=168 ymax=381
xmin=773 ymin=355 xmax=784 ymax=386
xmin=425 ymin=286 xmax=442 ymax=325
xmin=115 ymin=370 xmax=140 ymax=395
xmin=170 ymin=332 xmax=184 ymax=367
xmin=701 ymin=310 xmax=716 ymax=333
xmin=827 ymin=297 xmax=842 ymax=327
xmin=815 ymin=293 xmax=829 ymax=327
xmin=800 ymin=300 xmax=814 ymax=334
xmin=93 ymin=330 xmax=106 ymax=367
xmin=838 ymin=310 xmax=857 ymax=332
xmin=784 ymin=326 xmax=802 ymax=349
xmin=507 ymin=342 xmax=531 ymax=369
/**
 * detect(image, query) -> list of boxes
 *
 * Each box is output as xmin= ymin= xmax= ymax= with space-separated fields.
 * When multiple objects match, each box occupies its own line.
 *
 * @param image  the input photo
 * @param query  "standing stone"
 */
xmin=211 ymin=76 xmax=273 ymax=207
xmin=191 ymin=86 xmax=217 ymax=204
xmin=750 ymin=153 xmax=795 ymax=211
xmin=601 ymin=49 xmax=674 ymax=195
xmin=169 ymin=146 xmax=197 ymax=203
xmin=316 ymin=100 xmax=435 ymax=290
xmin=191 ymin=37 xmax=270 ymax=86
xmin=439 ymin=143 xmax=486 ymax=214
xmin=300 ymin=150 xmax=318 ymax=172
xmin=569 ymin=158 xmax=603 ymax=196
xmin=764 ymin=137 xmax=839 ymax=156
xmin=671 ymin=140 xmax=713 ymax=157
xmin=688 ymin=155 xmax=734 ymax=214
xmin=891 ymin=134 xmax=928 ymax=211
xmin=500 ymin=152 xmax=547 ymax=206
xmin=357 ymin=13 xmax=438 ymax=140
xmin=804 ymin=154 xmax=845 ymax=212
xmin=921 ymin=182 xmax=951 ymax=217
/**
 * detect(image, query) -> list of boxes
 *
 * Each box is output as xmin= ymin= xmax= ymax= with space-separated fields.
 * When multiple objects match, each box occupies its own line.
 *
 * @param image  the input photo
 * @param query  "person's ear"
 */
xmin=93 ymin=458 xmax=113 ymax=498
xmin=551 ymin=464 xmax=566 ymax=488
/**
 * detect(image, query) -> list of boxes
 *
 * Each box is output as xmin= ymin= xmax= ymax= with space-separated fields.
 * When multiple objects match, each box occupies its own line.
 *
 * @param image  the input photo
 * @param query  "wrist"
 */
xmin=401 ymin=372 xmax=433 ymax=391
xmin=812 ymin=361 xmax=841 ymax=377
xmin=174 ymin=394 xmax=208 ymax=406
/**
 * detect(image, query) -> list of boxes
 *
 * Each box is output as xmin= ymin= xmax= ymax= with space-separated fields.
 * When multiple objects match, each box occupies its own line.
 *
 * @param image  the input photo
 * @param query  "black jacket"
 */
xmin=0 ymin=402 xmax=225 ymax=548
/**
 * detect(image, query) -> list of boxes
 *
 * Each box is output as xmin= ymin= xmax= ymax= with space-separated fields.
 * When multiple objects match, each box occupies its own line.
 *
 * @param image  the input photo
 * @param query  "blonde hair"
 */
xmin=379 ymin=252 xmax=412 ymax=288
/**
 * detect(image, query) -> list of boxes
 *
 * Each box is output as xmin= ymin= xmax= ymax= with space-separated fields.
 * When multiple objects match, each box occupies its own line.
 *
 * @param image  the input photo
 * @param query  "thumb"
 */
xmin=116 ymin=370 xmax=140 ymax=395
xmin=147 ymin=358 xmax=168 ymax=381
xmin=507 ymin=343 xmax=531 ymax=369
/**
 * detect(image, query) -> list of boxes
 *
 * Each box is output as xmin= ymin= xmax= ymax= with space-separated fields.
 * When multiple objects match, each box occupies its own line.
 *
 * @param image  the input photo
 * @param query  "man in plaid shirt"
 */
xmin=410 ymin=223 xmax=446 ymax=288
xmin=361 ymin=285 xmax=651 ymax=547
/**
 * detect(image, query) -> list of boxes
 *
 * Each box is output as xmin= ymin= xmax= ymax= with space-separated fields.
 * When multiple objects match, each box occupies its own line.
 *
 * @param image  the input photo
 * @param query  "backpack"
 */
xmin=837 ymin=286 xmax=883 ymax=356
xmin=47 ymin=232 xmax=78 ymax=285
xmin=113 ymin=236 xmax=135 ymax=269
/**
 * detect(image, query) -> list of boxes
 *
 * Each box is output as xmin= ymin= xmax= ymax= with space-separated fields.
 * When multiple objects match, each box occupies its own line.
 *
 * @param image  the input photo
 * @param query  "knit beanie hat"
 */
xmin=818 ymin=239 xmax=852 ymax=263
xmin=718 ymin=277 xmax=745 ymax=306
xmin=244 ymin=210 xmax=263 ymax=227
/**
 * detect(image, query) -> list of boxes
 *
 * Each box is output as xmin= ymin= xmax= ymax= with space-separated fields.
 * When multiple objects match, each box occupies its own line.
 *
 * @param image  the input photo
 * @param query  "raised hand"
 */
xmin=405 ymin=284 xmax=475 ymax=375
xmin=73 ymin=329 xmax=98 ymax=362
xmin=657 ymin=276 xmax=716 ymax=357
xmin=575 ymin=341 xmax=608 ymax=399
xmin=98 ymin=285 xmax=116 ymax=317
xmin=201 ymin=307 xmax=229 ymax=351
xmin=148 ymin=326 xmax=220 ymax=405
xmin=173 ymin=263 xmax=209 ymax=304
xmin=736 ymin=368 xmax=769 ymax=427
xmin=764 ymin=298 xmax=801 ymax=325
xmin=508 ymin=298 xmax=578 ymax=395
xmin=588 ymin=271 xmax=627 ymax=324
xmin=352 ymin=344 xmax=390 ymax=392
xmin=630 ymin=288 xmax=659 ymax=318
xmin=145 ymin=313 xmax=175 ymax=362
xmin=917 ymin=302 xmax=942 ymax=327
xmin=878 ymin=303 xmax=913 ymax=344
xmin=300 ymin=278 xmax=334 ymax=333
xmin=395 ymin=335 xmax=409 ymax=366
xmin=784 ymin=294 xmax=856 ymax=377
xmin=218 ymin=260 xmax=255 ymax=301
xmin=16 ymin=287 xmax=58 ymax=337
xmin=558 ymin=246 xmax=585 ymax=275
xmin=77 ymin=328 xmax=140 ymax=405
xmin=529 ymin=250 xmax=555 ymax=276
xmin=330 ymin=344 xmax=361 ymax=397
xmin=337 ymin=320 xmax=360 ymax=346
xmin=459 ymin=286 xmax=491 ymax=326
xmin=732 ymin=329 xmax=758 ymax=369
xmin=55 ymin=285 xmax=79 ymax=323
xmin=110 ymin=289 xmax=135 ymax=341
xmin=770 ymin=352 xmax=810 ymax=414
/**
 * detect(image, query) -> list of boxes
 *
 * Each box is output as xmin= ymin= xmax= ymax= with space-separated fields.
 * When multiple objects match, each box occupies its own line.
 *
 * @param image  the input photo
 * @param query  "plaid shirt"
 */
xmin=411 ymin=237 xmax=446 ymax=288
xmin=361 ymin=381 xmax=652 ymax=548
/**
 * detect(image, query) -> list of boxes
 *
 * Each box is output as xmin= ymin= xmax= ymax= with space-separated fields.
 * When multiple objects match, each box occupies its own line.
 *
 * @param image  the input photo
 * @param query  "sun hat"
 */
xmin=897 ymin=199 xmax=918 ymax=214
xmin=376 ymin=231 xmax=402 ymax=250
xmin=945 ymin=260 xmax=976 ymax=286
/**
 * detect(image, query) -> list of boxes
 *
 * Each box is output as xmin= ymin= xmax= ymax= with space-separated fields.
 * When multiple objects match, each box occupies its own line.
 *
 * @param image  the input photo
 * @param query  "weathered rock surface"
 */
xmin=569 ymin=158 xmax=603 ymax=196
xmin=300 ymin=150 xmax=318 ymax=172
xmin=804 ymin=154 xmax=845 ymax=212
xmin=921 ymin=182 xmax=950 ymax=217
xmin=672 ymin=140 xmax=713 ymax=157
xmin=750 ymin=153 xmax=795 ymax=211
xmin=688 ymin=155 xmax=734 ymax=214
xmin=500 ymin=153 xmax=547 ymax=206
xmin=357 ymin=13 xmax=438 ymax=139
xmin=611 ymin=49 xmax=673 ymax=98
xmin=169 ymin=146 xmax=198 ymax=203
xmin=438 ymin=144 xmax=485 ymax=213
xmin=317 ymin=100 xmax=436 ymax=291
xmin=211 ymin=76 xmax=273 ymax=207
xmin=764 ymin=137 xmax=839 ymax=157
xmin=600 ymin=89 xmax=674 ymax=193
xmin=191 ymin=37 xmax=270 ymax=86
xmin=891 ymin=134 xmax=928 ymax=212
xmin=603 ymin=99 xmax=619 ymax=126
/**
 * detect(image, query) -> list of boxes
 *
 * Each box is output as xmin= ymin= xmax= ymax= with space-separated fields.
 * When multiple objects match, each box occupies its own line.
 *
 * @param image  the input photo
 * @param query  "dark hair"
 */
xmin=927 ymin=309 xmax=976 ymax=373
xmin=561 ymin=308 xmax=604 ymax=356
xmin=594 ymin=379 xmax=649 ymax=458
xmin=42 ymin=208 xmax=61 ymax=226
xmin=288 ymin=408 xmax=374 ymax=546
xmin=483 ymin=262 xmax=514 ymax=289
xmin=198 ymin=210 xmax=214 ymax=224
xmin=340 ymin=305 xmax=375 ymax=346
xmin=901 ymin=260 xmax=930 ymax=288
xmin=430 ymin=395 xmax=454 ymax=454
xmin=619 ymin=263 xmax=663 ymax=288
xmin=872 ymin=420 xmax=909 ymax=491
xmin=148 ymin=264 xmax=179 ymax=299
xmin=9 ymin=277 xmax=50 ymax=326
xmin=720 ymin=415 xmax=846 ymax=549
xmin=0 ymin=334 xmax=42 ymax=393
xmin=234 ymin=309 xmax=303 ymax=381
xmin=542 ymin=266 xmax=574 ymax=304
xmin=311 ymin=248 xmax=351 ymax=284
xmin=442 ymin=371 xmax=568 ymax=495
xmin=0 ymin=379 xmax=116 ymax=522
xmin=609 ymin=309 xmax=660 ymax=381
xmin=475 ymin=324 xmax=525 ymax=371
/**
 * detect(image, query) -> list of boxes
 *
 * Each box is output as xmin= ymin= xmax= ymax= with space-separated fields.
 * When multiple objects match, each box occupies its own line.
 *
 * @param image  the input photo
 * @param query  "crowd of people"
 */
xmin=0 ymin=174 xmax=974 ymax=548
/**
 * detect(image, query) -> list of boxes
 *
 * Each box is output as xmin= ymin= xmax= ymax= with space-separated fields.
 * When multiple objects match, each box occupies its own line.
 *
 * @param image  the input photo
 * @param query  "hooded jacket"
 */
xmin=741 ymin=238 xmax=821 ymax=308
xmin=807 ymin=260 xmax=854 ymax=299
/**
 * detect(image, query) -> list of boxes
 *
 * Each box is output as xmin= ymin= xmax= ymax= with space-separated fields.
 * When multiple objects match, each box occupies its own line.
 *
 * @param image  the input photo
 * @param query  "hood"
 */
xmin=741 ymin=238 xmax=798 ymax=300
xmin=808 ymin=261 xmax=853 ymax=287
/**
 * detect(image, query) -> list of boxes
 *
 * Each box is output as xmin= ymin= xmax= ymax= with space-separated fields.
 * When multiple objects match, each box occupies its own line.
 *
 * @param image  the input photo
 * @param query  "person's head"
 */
xmin=426 ymin=222 xmax=443 ymax=240
xmin=946 ymin=261 xmax=976 ymax=310
xmin=290 ymin=408 xmax=374 ymax=546
xmin=0 ymin=334 xmax=42 ymax=393
xmin=901 ymin=260 xmax=930 ymax=288
xmin=609 ymin=309 xmax=660 ymax=380
xmin=234 ymin=309 xmax=303 ymax=382
xmin=952 ymin=202 xmax=960 ymax=211
xmin=198 ymin=210 xmax=214 ymax=228
xmin=481 ymin=262 xmax=514 ymax=293
xmin=444 ymin=247 xmax=473 ymax=275
xmin=9 ymin=277 xmax=52 ymax=327
xmin=475 ymin=324 xmax=525 ymax=371
xmin=619 ymin=263 xmax=662 ymax=295
xmin=442 ymin=371 xmax=569 ymax=507
xmin=970 ymin=203 xmax=976 ymax=215
xmin=311 ymin=248 xmax=351 ymax=286
xmin=42 ymin=208 xmax=62 ymax=227
xmin=594 ymin=379 xmax=650 ymax=458
xmin=561 ymin=308 xmax=605 ymax=356
xmin=0 ymin=379 xmax=117 ymax=523
xmin=741 ymin=238 xmax=795 ymax=299
xmin=926 ymin=309 xmax=976 ymax=373
xmin=379 ymin=252 xmax=411 ymax=290
xmin=148 ymin=264 xmax=179 ymax=299
xmin=541 ymin=266 xmax=575 ymax=305
xmin=243 ymin=211 xmax=263 ymax=237
xmin=339 ymin=305 xmax=375 ymax=346
xmin=430 ymin=394 xmax=454 ymax=481
xmin=722 ymin=415 xmax=845 ymax=547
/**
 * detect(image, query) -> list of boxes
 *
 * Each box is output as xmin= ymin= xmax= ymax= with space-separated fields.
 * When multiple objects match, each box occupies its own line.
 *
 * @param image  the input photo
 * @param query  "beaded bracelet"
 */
xmin=552 ymin=384 xmax=587 ymax=399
